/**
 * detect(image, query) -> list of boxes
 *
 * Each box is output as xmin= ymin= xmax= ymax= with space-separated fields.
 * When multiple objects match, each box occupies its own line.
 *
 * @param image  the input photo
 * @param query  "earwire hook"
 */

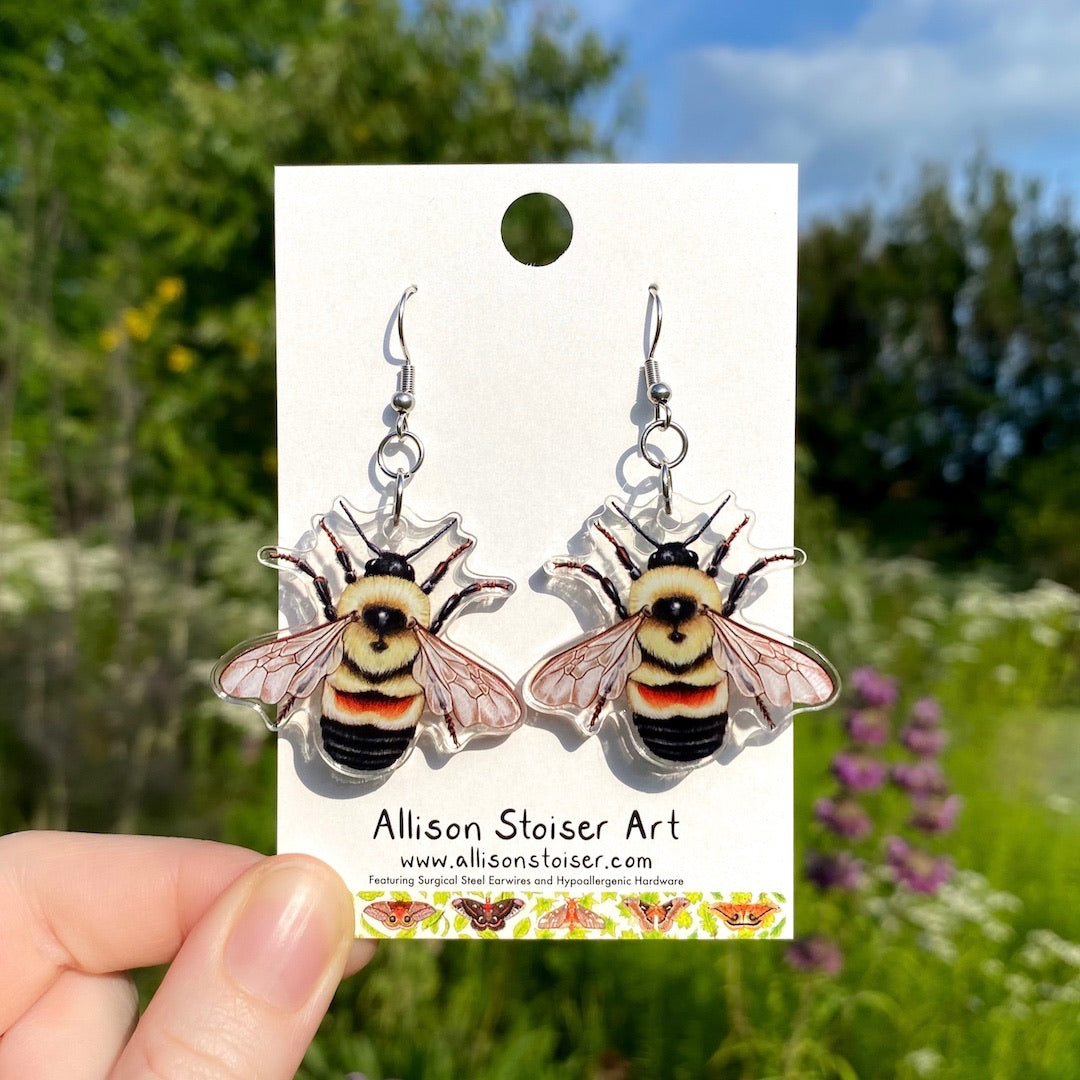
xmin=396 ymin=284 xmax=417 ymax=366
xmin=379 ymin=285 xmax=424 ymax=528
xmin=637 ymin=283 xmax=687 ymax=517
xmin=647 ymin=283 xmax=663 ymax=362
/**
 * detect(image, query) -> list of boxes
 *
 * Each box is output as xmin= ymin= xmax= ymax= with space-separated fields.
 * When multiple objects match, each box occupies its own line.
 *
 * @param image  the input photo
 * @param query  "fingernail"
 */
xmin=224 ymin=865 xmax=347 ymax=1009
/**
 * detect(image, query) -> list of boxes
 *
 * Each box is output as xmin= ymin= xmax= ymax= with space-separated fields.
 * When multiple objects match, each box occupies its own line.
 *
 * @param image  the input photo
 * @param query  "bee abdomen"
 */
xmin=631 ymin=712 xmax=728 ymax=762
xmin=320 ymin=717 xmax=417 ymax=772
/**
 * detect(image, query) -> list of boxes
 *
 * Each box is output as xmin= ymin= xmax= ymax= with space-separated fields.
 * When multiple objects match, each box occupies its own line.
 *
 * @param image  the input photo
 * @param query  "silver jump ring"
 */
xmin=659 ymin=462 xmax=673 ymax=515
xmin=392 ymin=469 xmax=405 ymax=526
xmin=639 ymin=418 xmax=688 ymax=470
xmin=377 ymin=430 xmax=424 ymax=480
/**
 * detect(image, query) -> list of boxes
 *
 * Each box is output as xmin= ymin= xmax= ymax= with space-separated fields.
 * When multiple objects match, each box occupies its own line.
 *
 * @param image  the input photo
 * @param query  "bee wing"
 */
xmin=412 ymin=627 xmax=522 ymax=732
xmin=527 ymin=613 xmax=646 ymax=718
xmin=538 ymin=903 xmax=569 ymax=929
xmin=215 ymin=616 xmax=355 ymax=704
xmin=704 ymin=610 xmax=836 ymax=708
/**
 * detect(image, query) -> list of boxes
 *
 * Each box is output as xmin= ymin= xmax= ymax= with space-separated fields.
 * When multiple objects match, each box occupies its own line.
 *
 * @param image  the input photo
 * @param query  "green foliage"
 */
xmin=798 ymin=160 xmax=1080 ymax=586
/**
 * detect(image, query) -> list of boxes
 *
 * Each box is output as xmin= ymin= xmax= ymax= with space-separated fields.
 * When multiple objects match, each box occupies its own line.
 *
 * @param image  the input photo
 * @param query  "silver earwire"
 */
xmin=638 ymin=284 xmax=688 ymax=515
xmin=377 ymin=285 xmax=425 ymax=526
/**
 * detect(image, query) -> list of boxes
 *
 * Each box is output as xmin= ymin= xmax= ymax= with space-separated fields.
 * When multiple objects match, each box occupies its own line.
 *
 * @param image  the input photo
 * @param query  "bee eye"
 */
xmin=652 ymin=595 xmax=697 ymax=625
xmin=362 ymin=605 xmax=408 ymax=634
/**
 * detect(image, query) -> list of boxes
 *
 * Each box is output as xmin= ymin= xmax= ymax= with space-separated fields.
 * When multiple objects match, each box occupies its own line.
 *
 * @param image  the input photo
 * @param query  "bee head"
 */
xmin=340 ymin=504 xmax=456 ymax=584
xmin=363 ymin=552 xmax=416 ymax=581
xmin=647 ymin=543 xmax=699 ymax=571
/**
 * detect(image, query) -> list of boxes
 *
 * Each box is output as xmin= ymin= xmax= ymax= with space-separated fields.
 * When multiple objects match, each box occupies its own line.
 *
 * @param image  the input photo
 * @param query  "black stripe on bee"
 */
xmin=637 ymin=644 xmax=714 ymax=676
xmin=320 ymin=717 xmax=417 ymax=772
xmin=339 ymin=653 xmax=415 ymax=683
xmin=632 ymin=713 xmax=728 ymax=762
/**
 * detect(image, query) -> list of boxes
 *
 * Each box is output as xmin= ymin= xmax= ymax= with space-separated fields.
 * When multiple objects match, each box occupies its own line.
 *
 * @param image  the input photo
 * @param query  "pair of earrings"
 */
xmin=213 ymin=286 xmax=838 ymax=780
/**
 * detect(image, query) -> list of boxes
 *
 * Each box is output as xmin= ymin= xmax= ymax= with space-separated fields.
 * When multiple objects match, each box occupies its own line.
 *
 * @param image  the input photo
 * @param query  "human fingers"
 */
xmin=110 ymin=854 xmax=358 ymax=1080
xmin=0 ymin=831 xmax=261 ymax=1031
xmin=0 ymin=970 xmax=137 ymax=1080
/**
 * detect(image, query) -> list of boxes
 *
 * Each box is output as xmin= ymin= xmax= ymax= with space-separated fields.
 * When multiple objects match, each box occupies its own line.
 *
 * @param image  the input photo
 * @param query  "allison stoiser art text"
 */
xmin=372 ymin=806 xmax=682 ymax=842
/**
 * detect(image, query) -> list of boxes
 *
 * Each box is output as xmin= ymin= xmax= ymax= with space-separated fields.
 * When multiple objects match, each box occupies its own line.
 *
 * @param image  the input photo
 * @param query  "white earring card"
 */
xmin=272 ymin=163 xmax=802 ymax=940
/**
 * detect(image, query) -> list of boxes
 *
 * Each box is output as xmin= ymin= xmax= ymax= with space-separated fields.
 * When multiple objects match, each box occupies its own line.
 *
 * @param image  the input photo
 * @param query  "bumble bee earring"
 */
xmin=524 ymin=284 xmax=838 ymax=774
xmin=213 ymin=285 xmax=521 ymax=779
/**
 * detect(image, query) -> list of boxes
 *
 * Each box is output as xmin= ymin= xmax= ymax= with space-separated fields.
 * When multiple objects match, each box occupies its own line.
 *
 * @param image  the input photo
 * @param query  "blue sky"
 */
xmin=568 ymin=0 xmax=1080 ymax=219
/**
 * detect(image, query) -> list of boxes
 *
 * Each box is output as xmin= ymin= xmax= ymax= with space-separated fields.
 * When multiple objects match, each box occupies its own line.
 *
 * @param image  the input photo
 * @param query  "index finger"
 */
xmin=0 ymin=831 xmax=263 ymax=1032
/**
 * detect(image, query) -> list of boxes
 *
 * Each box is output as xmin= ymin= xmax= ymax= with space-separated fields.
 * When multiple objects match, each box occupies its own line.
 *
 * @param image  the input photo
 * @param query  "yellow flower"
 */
xmin=99 ymin=327 xmax=123 ymax=352
xmin=123 ymin=307 xmax=153 ymax=342
xmin=240 ymin=338 xmax=260 ymax=361
xmin=167 ymin=345 xmax=196 ymax=373
xmin=156 ymin=277 xmax=185 ymax=303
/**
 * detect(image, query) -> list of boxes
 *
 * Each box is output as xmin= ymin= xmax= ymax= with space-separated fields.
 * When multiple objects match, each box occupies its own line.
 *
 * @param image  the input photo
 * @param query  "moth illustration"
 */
xmin=623 ymin=896 xmax=689 ymax=934
xmin=363 ymin=900 xmax=436 ymax=929
xmin=710 ymin=900 xmax=780 ymax=931
xmin=526 ymin=497 xmax=837 ymax=767
xmin=214 ymin=502 xmax=521 ymax=774
xmin=453 ymin=895 xmax=525 ymax=932
xmin=538 ymin=897 xmax=606 ymax=931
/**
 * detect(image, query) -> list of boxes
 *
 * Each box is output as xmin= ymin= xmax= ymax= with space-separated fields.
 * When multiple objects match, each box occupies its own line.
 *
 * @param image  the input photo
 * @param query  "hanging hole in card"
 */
xmin=500 ymin=192 xmax=573 ymax=266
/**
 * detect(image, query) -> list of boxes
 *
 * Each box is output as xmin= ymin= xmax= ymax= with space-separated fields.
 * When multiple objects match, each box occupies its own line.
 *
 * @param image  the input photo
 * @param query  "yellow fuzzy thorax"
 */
xmin=337 ymin=575 xmax=430 ymax=676
xmin=628 ymin=564 xmax=722 ymax=614
xmin=628 ymin=565 xmax=723 ymax=668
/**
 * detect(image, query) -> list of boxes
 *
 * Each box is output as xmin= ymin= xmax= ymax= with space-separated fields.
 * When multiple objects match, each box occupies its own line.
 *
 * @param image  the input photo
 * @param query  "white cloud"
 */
xmin=675 ymin=0 xmax=1080 ymax=215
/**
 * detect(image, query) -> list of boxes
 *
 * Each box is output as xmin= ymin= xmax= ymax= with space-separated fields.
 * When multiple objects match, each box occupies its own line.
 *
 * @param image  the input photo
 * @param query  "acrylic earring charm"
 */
xmin=213 ymin=286 xmax=521 ymax=779
xmin=524 ymin=285 xmax=838 ymax=774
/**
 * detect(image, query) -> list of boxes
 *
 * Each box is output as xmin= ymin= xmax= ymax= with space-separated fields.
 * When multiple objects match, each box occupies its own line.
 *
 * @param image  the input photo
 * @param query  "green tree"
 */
xmin=798 ymin=160 xmax=1080 ymax=585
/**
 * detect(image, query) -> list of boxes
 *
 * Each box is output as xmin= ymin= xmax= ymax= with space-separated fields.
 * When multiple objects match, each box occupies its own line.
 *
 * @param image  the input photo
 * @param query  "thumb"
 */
xmin=111 ymin=855 xmax=357 ymax=1080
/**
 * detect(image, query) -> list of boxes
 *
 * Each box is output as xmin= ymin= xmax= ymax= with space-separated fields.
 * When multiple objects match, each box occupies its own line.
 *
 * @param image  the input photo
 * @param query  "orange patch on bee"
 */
xmin=633 ymin=683 xmax=720 ymax=710
xmin=331 ymin=688 xmax=418 ymax=719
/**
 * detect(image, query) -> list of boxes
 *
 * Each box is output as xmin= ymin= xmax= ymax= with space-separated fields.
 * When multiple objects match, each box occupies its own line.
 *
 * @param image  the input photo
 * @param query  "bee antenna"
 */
xmin=403 ymin=518 xmax=456 ymax=560
xmin=683 ymin=495 xmax=732 ymax=545
xmin=610 ymin=502 xmax=661 ymax=549
xmin=339 ymin=502 xmax=384 ymax=556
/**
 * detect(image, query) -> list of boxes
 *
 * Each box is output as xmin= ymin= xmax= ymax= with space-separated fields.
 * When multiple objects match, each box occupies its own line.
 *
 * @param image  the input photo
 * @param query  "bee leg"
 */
xmin=320 ymin=519 xmax=357 ymax=583
xmin=267 ymin=551 xmax=337 ymax=621
xmin=589 ymin=695 xmax=606 ymax=730
xmin=551 ymin=561 xmax=629 ymax=620
xmin=721 ymin=553 xmax=796 ymax=617
xmin=420 ymin=540 xmax=472 ymax=594
xmin=444 ymin=712 xmax=460 ymax=747
xmin=594 ymin=524 xmax=641 ymax=580
xmin=755 ymin=693 xmax=776 ymax=730
xmin=705 ymin=515 xmax=750 ymax=578
xmin=430 ymin=580 xmax=512 ymax=635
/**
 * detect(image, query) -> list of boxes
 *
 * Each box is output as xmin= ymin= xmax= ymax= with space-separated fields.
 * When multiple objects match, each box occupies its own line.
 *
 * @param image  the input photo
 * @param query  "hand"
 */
xmin=0 ymin=831 xmax=375 ymax=1079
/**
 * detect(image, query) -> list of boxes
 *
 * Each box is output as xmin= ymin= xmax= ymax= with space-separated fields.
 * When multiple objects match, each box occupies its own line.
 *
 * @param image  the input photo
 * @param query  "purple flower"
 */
xmin=850 ymin=667 xmax=899 ymax=707
xmin=846 ymin=707 xmax=890 ymax=746
xmin=909 ymin=697 xmax=943 ymax=728
xmin=886 ymin=837 xmax=953 ymax=894
xmin=785 ymin=934 xmax=843 ymax=975
xmin=805 ymin=850 xmax=864 ymax=891
xmin=909 ymin=795 xmax=961 ymax=835
xmin=901 ymin=724 xmax=949 ymax=756
xmin=892 ymin=760 xmax=949 ymax=796
xmin=832 ymin=750 xmax=888 ymax=791
xmin=815 ymin=796 xmax=873 ymax=840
